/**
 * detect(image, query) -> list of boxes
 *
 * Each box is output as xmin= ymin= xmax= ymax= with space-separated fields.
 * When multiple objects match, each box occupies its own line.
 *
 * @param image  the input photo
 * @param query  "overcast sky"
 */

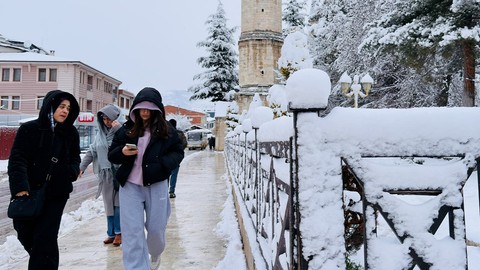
xmin=0 ymin=0 xmax=241 ymax=99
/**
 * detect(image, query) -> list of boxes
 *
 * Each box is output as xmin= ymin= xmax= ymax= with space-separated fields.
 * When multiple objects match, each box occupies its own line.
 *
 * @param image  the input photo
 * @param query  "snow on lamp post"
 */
xmin=339 ymin=72 xmax=374 ymax=108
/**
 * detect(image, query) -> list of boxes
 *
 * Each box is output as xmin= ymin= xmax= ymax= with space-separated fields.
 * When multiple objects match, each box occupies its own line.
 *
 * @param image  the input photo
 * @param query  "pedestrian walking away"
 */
xmin=79 ymin=104 xmax=123 ymax=246
xmin=208 ymin=135 xmax=216 ymax=150
xmin=167 ymin=118 xmax=187 ymax=198
xmin=8 ymin=90 xmax=81 ymax=270
xmin=108 ymin=87 xmax=184 ymax=270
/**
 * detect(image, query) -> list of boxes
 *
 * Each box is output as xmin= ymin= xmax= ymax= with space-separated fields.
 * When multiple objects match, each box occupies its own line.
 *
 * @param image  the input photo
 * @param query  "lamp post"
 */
xmin=339 ymin=72 xmax=374 ymax=108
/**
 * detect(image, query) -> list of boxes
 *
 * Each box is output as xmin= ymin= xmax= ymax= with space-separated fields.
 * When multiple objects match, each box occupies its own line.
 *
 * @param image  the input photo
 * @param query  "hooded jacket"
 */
xmin=108 ymin=87 xmax=184 ymax=186
xmin=80 ymin=104 xmax=121 ymax=176
xmin=8 ymin=90 xmax=81 ymax=198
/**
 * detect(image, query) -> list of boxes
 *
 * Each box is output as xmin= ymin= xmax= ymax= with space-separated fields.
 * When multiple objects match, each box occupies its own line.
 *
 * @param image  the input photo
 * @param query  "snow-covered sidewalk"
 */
xmin=0 ymin=151 xmax=246 ymax=270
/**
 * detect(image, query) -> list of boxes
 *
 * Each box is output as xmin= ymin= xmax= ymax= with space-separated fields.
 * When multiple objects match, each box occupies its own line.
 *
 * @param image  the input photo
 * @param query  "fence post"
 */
xmin=286 ymin=68 xmax=332 ymax=269
xmin=289 ymin=106 xmax=325 ymax=270
xmin=254 ymin=126 xmax=260 ymax=237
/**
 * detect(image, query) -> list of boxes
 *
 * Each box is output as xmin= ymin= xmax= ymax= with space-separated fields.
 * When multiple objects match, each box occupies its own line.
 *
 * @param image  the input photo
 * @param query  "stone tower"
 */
xmin=236 ymin=0 xmax=283 ymax=113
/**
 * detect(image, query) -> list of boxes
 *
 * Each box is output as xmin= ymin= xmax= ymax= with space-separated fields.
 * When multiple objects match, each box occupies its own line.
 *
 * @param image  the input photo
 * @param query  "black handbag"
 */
xmin=7 ymin=154 xmax=59 ymax=220
xmin=7 ymin=186 xmax=46 ymax=220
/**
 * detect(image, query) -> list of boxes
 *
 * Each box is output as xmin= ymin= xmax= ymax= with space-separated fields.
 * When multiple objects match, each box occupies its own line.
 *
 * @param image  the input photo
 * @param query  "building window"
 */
xmin=37 ymin=96 xmax=45 ymax=110
xmin=86 ymin=99 xmax=92 ymax=111
xmin=2 ymin=68 xmax=10 ymax=81
xmin=104 ymin=82 xmax=113 ymax=94
xmin=38 ymin=68 xmax=47 ymax=81
xmin=1 ymin=96 xmax=8 ymax=109
xmin=12 ymin=96 xmax=20 ymax=110
xmin=13 ymin=68 xmax=21 ymax=81
xmin=49 ymin=68 xmax=57 ymax=82
xmin=87 ymin=75 xmax=93 ymax=90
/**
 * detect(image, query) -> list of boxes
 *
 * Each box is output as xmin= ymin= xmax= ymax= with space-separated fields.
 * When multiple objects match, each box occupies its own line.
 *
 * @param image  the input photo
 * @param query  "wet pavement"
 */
xmin=11 ymin=150 xmax=230 ymax=270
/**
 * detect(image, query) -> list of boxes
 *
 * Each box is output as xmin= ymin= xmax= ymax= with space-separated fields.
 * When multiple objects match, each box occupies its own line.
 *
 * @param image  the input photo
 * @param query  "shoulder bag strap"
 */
xmin=45 ymin=135 xmax=63 ymax=182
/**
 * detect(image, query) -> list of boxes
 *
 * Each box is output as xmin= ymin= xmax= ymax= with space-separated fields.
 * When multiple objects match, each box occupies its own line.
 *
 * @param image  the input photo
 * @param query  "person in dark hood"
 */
xmin=8 ymin=89 xmax=81 ymax=270
xmin=79 ymin=104 xmax=123 ymax=246
xmin=167 ymin=118 xmax=187 ymax=198
xmin=108 ymin=87 xmax=184 ymax=270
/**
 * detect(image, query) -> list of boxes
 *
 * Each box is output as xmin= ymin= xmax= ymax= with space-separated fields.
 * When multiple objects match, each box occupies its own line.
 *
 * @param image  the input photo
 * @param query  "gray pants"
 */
xmin=119 ymin=180 xmax=171 ymax=270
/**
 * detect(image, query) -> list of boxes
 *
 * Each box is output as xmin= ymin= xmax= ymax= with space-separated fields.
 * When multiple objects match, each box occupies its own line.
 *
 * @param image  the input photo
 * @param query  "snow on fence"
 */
xmin=225 ymin=132 xmax=293 ymax=269
xmin=224 ymin=69 xmax=480 ymax=270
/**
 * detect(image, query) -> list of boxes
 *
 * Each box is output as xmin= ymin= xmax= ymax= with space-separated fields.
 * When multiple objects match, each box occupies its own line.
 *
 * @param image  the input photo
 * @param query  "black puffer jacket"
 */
xmin=108 ymin=87 xmax=184 ymax=187
xmin=8 ymin=90 xmax=81 ymax=198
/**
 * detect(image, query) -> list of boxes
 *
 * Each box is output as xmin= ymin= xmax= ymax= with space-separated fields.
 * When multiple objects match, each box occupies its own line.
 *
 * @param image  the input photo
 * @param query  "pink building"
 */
xmin=0 ymin=48 xmax=125 ymax=150
xmin=0 ymin=52 xmax=122 ymax=124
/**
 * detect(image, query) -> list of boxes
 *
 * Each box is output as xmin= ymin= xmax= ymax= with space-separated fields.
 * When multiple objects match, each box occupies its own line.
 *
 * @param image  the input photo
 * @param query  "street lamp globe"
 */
xmin=339 ymin=72 xmax=352 ymax=95
xmin=360 ymin=73 xmax=374 ymax=96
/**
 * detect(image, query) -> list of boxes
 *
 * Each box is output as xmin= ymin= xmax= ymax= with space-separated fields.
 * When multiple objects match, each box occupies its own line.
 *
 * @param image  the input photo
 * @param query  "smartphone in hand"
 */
xmin=126 ymin=143 xmax=138 ymax=150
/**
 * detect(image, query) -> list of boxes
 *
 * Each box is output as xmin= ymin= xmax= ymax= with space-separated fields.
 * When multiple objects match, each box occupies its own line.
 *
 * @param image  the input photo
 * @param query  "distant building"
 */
xmin=115 ymin=89 xmax=135 ymax=121
xmin=0 ymin=34 xmax=52 ymax=55
xmin=0 ymin=52 xmax=121 ymax=124
xmin=0 ymin=34 xmax=123 ymax=150
xmin=164 ymin=105 xmax=207 ymax=127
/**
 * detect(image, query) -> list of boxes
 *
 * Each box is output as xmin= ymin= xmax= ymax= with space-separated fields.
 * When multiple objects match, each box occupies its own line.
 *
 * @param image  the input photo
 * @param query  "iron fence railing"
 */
xmin=225 ymin=106 xmax=480 ymax=270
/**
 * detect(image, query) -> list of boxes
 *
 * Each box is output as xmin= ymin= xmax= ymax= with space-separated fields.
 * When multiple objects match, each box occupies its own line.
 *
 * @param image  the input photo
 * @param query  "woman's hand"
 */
xmin=122 ymin=145 xmax=138 ymax=156
xmin=15 ymin=191 xmax=29 ymax=197
xmin=111 ymin=120 xmax=120 ymax=127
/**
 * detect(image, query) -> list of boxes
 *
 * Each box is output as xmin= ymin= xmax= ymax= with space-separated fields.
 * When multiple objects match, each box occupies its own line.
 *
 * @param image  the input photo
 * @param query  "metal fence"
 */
xmin=225 ymin=132 xmax=294 ymax=269
xmin=224 ymin=106 xmax=480 ymax=270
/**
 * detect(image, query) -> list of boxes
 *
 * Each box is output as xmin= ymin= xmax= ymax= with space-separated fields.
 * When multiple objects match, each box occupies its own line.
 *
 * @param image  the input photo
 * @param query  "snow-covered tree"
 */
xmin=362 ymin=0 xmax=480 ymax=106
xmin=189 ymin=1 xmax=239 ymax=102
xmin=166 ymin=114 xmax=191 ymax=131
xmin=225 ymin=102 xmax=240 ymax=130
xmin=283 ymin=0 xmax=307 ymax=37
xmin=306 ymin=0 xmax=479 ymax=109
xmin=278 ymin=31 xmax=313 ymax=81
xmin=267 ymin=84 xmax=288 ymax=118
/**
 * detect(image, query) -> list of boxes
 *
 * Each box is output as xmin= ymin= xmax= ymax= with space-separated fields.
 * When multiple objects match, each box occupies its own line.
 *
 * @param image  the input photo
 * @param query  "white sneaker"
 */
xmin=150 ymin=256 xmax=161 ymax=270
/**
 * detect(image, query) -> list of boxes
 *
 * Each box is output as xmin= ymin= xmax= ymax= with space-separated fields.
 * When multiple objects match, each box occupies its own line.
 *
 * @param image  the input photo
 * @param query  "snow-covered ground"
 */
xmin=0 ymin=153 xmax=246 ymax=270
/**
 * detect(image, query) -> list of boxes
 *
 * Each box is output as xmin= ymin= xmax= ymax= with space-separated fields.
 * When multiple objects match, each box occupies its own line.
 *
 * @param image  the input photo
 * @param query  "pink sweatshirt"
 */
xmin=127 ymin=129 xmax=150 ymax=185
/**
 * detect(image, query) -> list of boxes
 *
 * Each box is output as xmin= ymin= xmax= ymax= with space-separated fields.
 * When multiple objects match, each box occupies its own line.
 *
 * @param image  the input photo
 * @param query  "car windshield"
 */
xmin=188 ymin=132 xmax=202 ymax=140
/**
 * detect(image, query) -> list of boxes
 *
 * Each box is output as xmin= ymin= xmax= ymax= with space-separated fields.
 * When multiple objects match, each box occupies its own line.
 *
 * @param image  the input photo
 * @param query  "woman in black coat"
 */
xmin=8 ymin=90 xmax=80 ymax=270
xmin=108 ymin=87 xmax=184 ymax=270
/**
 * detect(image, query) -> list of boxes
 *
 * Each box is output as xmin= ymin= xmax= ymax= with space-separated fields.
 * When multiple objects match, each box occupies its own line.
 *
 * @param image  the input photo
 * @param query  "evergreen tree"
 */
xmin=363 ymin=0 xmax=480 ymax=106
xmin=307 ymin=0 xmax=478 ymax=109
xmin=278 ymin=31 xmax=313 ymax=81
xmin=189 ymin=1 xmax=239 ymax=102
xmin=283 ymin=0 xmax=307 ymax=36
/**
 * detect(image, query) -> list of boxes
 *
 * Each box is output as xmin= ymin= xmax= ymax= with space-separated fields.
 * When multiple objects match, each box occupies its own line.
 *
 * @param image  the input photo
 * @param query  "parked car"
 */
xmin=186 ymin=129 xmax=211 ymax=150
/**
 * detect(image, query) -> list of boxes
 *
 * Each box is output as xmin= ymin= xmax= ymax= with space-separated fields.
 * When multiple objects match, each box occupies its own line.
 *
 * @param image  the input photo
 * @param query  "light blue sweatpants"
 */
xmin=119 ymin=180 xmax=171 ymax=270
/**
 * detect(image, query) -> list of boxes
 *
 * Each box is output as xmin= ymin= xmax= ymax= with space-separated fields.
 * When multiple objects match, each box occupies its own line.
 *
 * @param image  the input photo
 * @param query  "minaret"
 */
xmin=236 ymin=0 xmax=283 ymax=113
